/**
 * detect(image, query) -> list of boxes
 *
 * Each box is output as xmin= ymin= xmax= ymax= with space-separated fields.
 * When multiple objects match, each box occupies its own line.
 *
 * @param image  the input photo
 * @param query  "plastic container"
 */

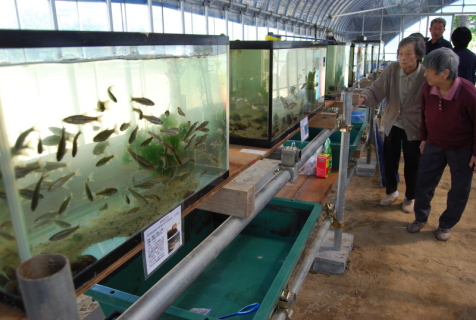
xmin=351 ymin=111 xmax=365 ymax=123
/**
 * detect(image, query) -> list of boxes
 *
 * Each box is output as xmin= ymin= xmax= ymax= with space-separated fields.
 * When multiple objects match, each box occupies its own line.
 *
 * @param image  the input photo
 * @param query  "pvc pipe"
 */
xmin=117 ymin=169 xmax=292 ymax=320
xmin=17 ymin=254 xmax=80 ymax=320
xmin=296 ymin=128 xmax=335 ymax=170
xmin=333 ymin=91 xmax=352 ymax=251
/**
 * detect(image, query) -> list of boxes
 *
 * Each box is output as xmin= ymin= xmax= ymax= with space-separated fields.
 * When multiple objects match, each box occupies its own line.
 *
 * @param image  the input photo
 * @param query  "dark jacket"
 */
xmin=426 ymin=37 xmax=453 ymax=54
xmin=454 ymin=47 xmax=476 ymax=84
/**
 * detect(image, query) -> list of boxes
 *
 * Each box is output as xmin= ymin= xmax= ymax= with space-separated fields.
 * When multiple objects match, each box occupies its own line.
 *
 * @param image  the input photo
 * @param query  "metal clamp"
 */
xmin=360 ymin=134 xmax=367 ymax=143
xmin=323 ymin=203 xmax=344 ymax=229
xmin=339 ymin=123 xmax=354 ymax=133
xmin=273 ymin=164 xmax=284 ymax=175
xmin=281 ymin=142 xmax=301 ymax=167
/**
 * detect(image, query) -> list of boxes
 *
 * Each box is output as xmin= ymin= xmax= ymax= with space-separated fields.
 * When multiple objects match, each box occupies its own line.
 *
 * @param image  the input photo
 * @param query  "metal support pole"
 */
xmin=366 ymin=107 xmax=375 ymax=164
xmin=205 ymin=3 xmax=209 ymax=35
xmin=180 ymin=0 xmax=185 ymax=34
xmin=147 ymin=0 xmax=154 ymax=33
xmin=333 ymin=91 xmax=352 ymax=251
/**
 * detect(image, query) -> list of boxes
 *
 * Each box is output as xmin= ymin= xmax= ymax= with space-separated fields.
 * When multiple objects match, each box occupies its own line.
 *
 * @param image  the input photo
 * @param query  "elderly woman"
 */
xmin=407 ymin=48 xmax=476 ymax=241
xmin=354 ymin=36 xmax=426 ymax=213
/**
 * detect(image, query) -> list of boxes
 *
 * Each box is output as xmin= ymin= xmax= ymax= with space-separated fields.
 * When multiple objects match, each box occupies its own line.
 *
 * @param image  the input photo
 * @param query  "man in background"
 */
xmin=426 ymin=17 xmax=453 ymax=54
xmin=451 ymin=26 xmax=476 ymax=84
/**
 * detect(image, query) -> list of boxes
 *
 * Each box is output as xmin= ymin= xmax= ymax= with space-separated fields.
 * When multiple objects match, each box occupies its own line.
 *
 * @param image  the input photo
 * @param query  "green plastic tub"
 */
xmin=87 ymin=198 xmax=322 ymax=320
xmin=284 ymin=122 xmax=366 ymax=169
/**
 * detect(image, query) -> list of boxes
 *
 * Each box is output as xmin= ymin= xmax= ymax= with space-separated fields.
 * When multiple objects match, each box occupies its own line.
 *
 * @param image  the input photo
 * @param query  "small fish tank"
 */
xmin=0 ymin=30 xmax=229 ymax=308
xmin=229 ymin=41 xmax=327 ymax=148
xmin=325 ymin=42 xmax=351 ymax=99
xmin=349 ymin=42 xmax=367 ymax=85
xmin=367 ymin=40 xmax=384 ymax=72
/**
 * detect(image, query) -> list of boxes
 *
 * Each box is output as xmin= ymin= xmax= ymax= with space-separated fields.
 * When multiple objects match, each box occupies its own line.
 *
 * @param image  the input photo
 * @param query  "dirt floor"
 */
xmin=291 ymin=164 xmax=476 ymax=320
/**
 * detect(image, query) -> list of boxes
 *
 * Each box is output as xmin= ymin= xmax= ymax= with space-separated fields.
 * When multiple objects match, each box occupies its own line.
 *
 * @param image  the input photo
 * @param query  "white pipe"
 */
xmin=329 ymin=4 xmax=399 ymax=18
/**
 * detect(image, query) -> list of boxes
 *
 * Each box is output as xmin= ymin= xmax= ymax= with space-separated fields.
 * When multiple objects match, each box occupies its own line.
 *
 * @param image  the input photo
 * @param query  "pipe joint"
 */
xmin=339 ymin=123 xmax=353 ymax=133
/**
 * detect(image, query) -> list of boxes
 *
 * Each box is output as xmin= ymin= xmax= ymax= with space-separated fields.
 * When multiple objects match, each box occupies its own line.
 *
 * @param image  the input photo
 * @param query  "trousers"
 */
xmin=414 ymin=143 xmax=474 ymax=229
xmin=383 ymin=126 xmax=421 ymax=199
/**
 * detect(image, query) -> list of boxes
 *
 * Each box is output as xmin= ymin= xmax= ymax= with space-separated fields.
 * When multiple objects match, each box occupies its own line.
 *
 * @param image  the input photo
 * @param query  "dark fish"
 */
xmin=49 ymin=172 xmax=76 ymax=192
xmin=127 ymin=148 xmax=155 ymax=171
xmin=72 ymin=131 xmax=81 ymax=158
xmin=180 ymin=172 xmax=191 ymax=182
xmin=126 ymin=207 xmax=140 ymax=215
xmin=195 ymin=121 xmax=209 ymax=132
xmin=133 ymin=182 xmax=155 ymax=189
xmin=19 ymin=188 xmax=44 ymax=200
xmin=37 ymin=137 xmax=43 ymax=154
xmin=14 ymin=162 xmax=41 ymax=179
xmin=96 ymin=100 xmax=109 ymax=112
xmin=165 ymin=110 xmax=170 ymax=117
xmin=198 ymin=127 xmax=210 ymax=132
xmin=53 ymin=220 xmax=72 ymax=228
xmin=177 ymin=107 xmax=185 ymax=116
xmin=183 ymin=122 xmax=198 ymax=141
xmin=143 ymin=115 xmax=163 ymax=125
xmin=96 ymin=154 xmax=115 ymax=167
xmin=140 ymin=137 xmax=153 ymax=148
xmin=195 ymin=134 xmax=209 ymax=147
xmin=34 ymin=211 xmax=58 ymax=228
xmin=85 ymin=179 xmax=94 ymax=202
xmin=144 ymin=195 xmax=161 ymax=201
xmin=93 ymin=141 xmax=109 ymax=155
xmin=56 ymin=127 xmax=67 ymax=162
xmin=147 ymin=130 xmax=163 ymax=145
xmin=31 ymin=174 xmax=46 ymax=211
xmin=200 ymin=170 xmax=208 ymax=176
xmin=132 ymin=107 xmax=144 ymax=120
xmin=0 ymin=232 xmax=14 ymax=241
xmin=14 ymin=126 xmax=36 ymax=152
xmin=93 ymin=126 xmax=116 ymax=142
xmin=127 ymin=188 xmax=148 ymax=206
xmin=122 ymin=193 xmax=130 ymax=204
xmin=99 ymin=203 xmax=108 ymax=211
xmin=63 ymin=115 xmax=102 ymax=125
xmin=120 ymin=122 xmax=131 ymax=131
xmin=129 ymin=125 xmax=139 ymax=144
xmin=160 ymin=128 xmax=180 ymax=136
xmin=167 ymin=145 xmax=182 ymax=165
xmin=107 ymin=86 xmax=117 ymax=102
xmin=184 ymin=134 xmax=196 ymax=150
xmin=131 ymin=97 xmax=154 ymax=106
xmin=58 ymin=195 xmax=72 ymax=215
xmin=49 ymin=225 xmax=80 ymax=241
xmin=95 ymin=188 xmax=118 ymax=197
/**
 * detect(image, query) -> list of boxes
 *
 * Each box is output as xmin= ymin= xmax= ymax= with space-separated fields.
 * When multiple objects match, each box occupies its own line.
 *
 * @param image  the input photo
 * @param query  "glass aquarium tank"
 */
xmin=325 ymin=42 xmax=351 ymax=99
xmin=0 ymin=30 xmax=229 ymax=307
xmin=229 ymin=41 xmax=327 ymax=148
xmin=352 ymin=42 xmax=367 ymax=81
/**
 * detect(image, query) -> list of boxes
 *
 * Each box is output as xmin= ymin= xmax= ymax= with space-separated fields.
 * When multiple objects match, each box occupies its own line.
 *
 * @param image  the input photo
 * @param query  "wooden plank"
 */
xmin=292 ymin=170 xmax=339 ymax=204
xmin=197 ymin=182 xmax=255 ymax=218
xmin=308 ymin=112 xmax=337 ymax=129
xmin=275 ymin=174 xmax=308 ymax=199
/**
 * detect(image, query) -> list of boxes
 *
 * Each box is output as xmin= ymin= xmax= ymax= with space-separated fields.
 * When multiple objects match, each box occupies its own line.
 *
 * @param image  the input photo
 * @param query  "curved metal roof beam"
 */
xmin=322 ymin=0 xmax=351 ymax=31
xmin=335 ymin=0 xmax=376 ymax=34
xmin=308 ymin=0 xmax=328 ymax=25
xmin=313 ymin=0 xmax=336 ymax=27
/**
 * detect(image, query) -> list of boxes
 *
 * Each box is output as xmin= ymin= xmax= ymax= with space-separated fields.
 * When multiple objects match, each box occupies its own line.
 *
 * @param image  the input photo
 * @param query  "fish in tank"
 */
xmin=325 ymin=42 xmax=351 ymax=99
xmin=229 ymin=41 xmax=326 ymax=148
xmin=0 ymin=30 xmax=229 ymax=298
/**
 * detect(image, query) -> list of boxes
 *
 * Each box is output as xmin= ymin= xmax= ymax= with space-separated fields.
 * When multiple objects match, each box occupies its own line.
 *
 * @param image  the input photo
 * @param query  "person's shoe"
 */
xmin=380 ymin=194 xmax=398 ymax=206
xmin=435 ymin=228 xmax=451 ymax=241
xmin=407 ymin=220 xmax=427 ymax=233
xmin=402 ymin=199 xmax=414 ymax=213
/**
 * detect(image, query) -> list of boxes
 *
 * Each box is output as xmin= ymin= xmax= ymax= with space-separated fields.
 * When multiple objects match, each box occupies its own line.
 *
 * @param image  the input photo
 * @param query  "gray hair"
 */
xmin=423 ymin=48 xmax=459 ymax=80
xmin=397 ymin=36 xmax=426 ymax=62
xmin=430 ymin=17 xmax=447 ymax=28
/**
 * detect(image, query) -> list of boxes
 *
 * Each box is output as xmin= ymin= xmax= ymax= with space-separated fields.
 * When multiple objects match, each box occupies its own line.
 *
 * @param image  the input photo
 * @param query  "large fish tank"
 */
xmin=325 ymin=42 xmax=351 ymax=99
xmin=352 ymin=42 xmax=367 ymax=81
xmin=0 ymin=30 xmax=229 ymax=308
xmin=367 ymin=40 xmax=384 ymax=72
xmin=229 ymin=41 xmax=327 ymax=148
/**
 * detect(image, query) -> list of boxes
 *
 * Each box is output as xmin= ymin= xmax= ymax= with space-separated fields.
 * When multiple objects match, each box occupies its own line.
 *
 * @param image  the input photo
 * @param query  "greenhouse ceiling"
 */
xmin=186 ymin=0 xmax=466 ymax=42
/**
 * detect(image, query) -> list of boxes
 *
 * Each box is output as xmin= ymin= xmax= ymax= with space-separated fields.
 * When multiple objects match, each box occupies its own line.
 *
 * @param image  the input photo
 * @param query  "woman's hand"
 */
xmin=469 ymin=156 xmax=476 ymax=173
xmin=353 ymin=97 xmax=366 ymax=111
xmin=419 ymin=141 xmax=426 ymax=154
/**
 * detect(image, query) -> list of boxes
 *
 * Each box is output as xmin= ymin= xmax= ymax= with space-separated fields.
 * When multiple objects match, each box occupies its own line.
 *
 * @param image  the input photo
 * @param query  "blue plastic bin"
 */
xmin=351 ymin=111 xmax=365 ymax=123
